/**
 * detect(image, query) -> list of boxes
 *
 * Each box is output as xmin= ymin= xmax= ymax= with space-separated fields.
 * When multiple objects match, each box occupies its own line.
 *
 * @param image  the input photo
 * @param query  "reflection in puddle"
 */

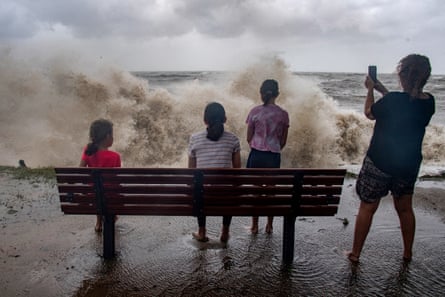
xmin=72 ymin=179 xmax=445 ymax=296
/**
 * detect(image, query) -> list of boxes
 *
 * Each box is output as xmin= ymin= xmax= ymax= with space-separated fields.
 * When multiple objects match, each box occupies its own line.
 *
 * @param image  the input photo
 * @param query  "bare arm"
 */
xmin=246 ymin=125 xmax=254 ymax=144
xmin=280 ymin=126 xmax=289 ymax=149
xmin=79 ymin=159 xmax=87 ymax=167
xmin=364 ymin=76 xmax=390 ymax=120
xmin=232 ymin=151 xmax=241 ymax=168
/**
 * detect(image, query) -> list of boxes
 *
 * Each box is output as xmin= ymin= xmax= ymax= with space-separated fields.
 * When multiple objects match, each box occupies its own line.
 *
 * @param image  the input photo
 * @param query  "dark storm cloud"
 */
xmin=0 ymin=0 xmax=377 ymax=40
xmin=2 ymin=0 xmax=444 ymax=42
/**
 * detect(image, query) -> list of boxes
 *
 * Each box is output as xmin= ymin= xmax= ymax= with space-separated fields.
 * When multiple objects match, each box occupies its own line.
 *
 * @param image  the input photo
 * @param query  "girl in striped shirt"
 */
xmin=188 ymin=102 xmax=241 ymax=242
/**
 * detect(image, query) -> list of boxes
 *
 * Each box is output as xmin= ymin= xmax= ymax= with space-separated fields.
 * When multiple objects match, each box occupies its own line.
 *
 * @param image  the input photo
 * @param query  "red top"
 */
xmin=81 ymin=149 xmax=121 ymax=167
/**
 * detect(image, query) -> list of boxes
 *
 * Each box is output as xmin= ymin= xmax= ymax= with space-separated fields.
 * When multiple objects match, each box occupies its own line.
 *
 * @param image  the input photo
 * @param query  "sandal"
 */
xmin=192 ymin=232 xmax=209 ymax=242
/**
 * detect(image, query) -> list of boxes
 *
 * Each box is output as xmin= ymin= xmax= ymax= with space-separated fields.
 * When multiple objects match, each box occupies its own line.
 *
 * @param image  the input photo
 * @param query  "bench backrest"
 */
xmin=55 ymin=168 xmax=346 ymax=217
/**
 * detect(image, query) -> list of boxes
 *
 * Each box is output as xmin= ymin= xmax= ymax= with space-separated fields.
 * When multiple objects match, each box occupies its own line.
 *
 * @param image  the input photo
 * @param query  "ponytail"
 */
xmin=260 ymin=79 xmax=279 ymax=105
xmin=204 ymin=102 xmax=226 ymax=141
xmin=85 ymin=119 xmax=113 ymax=156
xmin=85 ymin=142 xmax=99 ymax=156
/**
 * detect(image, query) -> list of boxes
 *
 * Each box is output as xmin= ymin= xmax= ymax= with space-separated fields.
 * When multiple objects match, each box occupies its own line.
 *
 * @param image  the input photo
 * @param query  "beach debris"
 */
xmin=337 ymin=217 xmax=349 ymax=226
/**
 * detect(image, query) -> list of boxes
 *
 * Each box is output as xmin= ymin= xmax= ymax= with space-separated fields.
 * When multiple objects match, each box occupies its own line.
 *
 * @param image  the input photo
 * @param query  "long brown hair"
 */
xmin=397 ymin=54 xmax=431 ymax=98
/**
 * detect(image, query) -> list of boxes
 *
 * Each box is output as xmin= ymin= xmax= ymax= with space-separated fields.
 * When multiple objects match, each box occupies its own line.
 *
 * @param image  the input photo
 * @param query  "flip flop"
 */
xmin=192 ymin=232 xmax=209 ymax=242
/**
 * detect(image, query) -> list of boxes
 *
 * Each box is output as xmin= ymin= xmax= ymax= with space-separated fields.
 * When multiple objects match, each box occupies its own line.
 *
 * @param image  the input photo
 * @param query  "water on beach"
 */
xmin=0 ymin=53 xmax=444 ymax=177
xmin=1 ymin=53 xmax=445 ymax=296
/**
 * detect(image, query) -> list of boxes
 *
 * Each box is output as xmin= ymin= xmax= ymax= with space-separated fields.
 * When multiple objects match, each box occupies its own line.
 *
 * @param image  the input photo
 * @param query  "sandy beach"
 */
xmin=1 ymin=167 xmax=445 ymax=296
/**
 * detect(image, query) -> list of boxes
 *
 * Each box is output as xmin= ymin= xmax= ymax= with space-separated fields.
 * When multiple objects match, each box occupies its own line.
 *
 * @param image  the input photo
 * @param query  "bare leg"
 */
xmin=349 ymin=200 xmax=380 ymax=262
xmin=193 ymin=216 xmax=208 ymax=242
xmin=393 ymin=194 xmax=415 ymax=261
xmin=95 ymin=215 xmax=102 ymax=232
xmin=265 ymin=216 xmax=273 ymax=234
xmin=220 ymin=225 xmax=230 ymax=243
xmin=251 ymin=217 xmax=259 ymax=234
xmin=220 ymin=216 xmax=231 ymax=242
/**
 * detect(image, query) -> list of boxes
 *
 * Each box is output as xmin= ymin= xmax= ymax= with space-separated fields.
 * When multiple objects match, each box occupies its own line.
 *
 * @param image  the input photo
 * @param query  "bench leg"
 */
xmin=283 ymin=215 xmax=296 ymax=264
xmin=103 ymin=214 xmax=115 ymax=259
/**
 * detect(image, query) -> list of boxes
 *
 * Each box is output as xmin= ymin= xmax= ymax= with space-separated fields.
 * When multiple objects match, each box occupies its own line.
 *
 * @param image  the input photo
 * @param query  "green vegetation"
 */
xmin=0 ymin=166 xmax=56 ymax=182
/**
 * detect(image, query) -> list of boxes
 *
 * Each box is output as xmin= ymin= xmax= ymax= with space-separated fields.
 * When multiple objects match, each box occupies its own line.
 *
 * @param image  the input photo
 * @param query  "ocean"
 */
xmin=1 ymin=58 xmax=443 ymax=177
xmin=1 ymin=58 xmax=445 ymax=296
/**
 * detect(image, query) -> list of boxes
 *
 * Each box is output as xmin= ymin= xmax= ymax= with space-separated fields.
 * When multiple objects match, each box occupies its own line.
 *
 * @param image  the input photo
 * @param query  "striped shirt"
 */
xmin=188 ymin=130 xmax=241 ymax=168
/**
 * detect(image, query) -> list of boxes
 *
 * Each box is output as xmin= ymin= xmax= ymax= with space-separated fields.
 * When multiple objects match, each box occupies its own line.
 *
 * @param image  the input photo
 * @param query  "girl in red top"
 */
xmin=80 ymin=119 xmax=121 ymax=232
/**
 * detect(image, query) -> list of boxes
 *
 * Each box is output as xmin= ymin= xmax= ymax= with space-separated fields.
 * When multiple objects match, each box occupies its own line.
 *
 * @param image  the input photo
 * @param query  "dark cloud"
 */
xmin=0 ymin=0 xmax=387 ymax=40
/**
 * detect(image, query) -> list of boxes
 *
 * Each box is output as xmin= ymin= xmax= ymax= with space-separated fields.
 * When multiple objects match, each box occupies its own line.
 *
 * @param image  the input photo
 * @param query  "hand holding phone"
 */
xmin=368 ymin=65 xmax=377 ymax=82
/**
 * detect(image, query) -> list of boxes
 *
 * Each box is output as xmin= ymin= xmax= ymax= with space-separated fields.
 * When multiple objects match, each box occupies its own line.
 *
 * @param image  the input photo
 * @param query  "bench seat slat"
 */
xmin=106 ymin=195 xmax=193 ymax=204
xmin=61 ymin=204 xmax=97 ymax=214
xmin=59 ymin=193 xmax=95 ymax=203
xmin=56 ymin=174 xmax=95 ymax=184
xmin=201 ymin=185 xmax=343 ymax=196
xmin=102 ymin=175 xmax=194 ymax=184
xmin=57 ymin=185 xmax=95 ymax=194
xmin=201 ymin=175 xmax=345 ymax=186
xmin=104 ymin=185 xmax=192 ymax=195
xmin=106 ymin=205 xmax=194 ymax=216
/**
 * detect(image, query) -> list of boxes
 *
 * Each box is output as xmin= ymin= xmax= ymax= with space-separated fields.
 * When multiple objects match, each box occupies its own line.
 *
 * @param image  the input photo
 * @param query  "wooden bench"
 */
xmin=55 ymin=167 xmax=346 ymax=264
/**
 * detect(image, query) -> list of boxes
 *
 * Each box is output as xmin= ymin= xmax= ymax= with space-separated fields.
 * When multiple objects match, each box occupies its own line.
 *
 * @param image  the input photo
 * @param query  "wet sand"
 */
xmin=1 ymin=171 xmax=445 ymax=296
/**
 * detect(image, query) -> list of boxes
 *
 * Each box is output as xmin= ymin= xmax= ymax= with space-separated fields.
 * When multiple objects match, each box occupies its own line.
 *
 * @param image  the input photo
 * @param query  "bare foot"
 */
xmin=250 ymin=225 xmax=258 ymax=234
xmin=345 ymin=251 xmax=359 ymax=264
xmin=94 ymin=223 xmax=102 ymax=233
xmin=192 ymin=232 xmax=209 ymax=242
xmin=265 ymin=224 xmax=273 ymax=234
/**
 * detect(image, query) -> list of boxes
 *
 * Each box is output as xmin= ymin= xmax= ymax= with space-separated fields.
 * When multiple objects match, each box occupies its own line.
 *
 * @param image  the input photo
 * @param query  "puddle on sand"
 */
xmin=68 ymin=179 xmax=445 ymax=296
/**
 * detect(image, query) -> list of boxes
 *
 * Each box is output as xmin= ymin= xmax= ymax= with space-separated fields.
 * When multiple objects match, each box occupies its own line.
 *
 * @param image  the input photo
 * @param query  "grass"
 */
xmin=0 ymin=166 xmax=56 ymax=182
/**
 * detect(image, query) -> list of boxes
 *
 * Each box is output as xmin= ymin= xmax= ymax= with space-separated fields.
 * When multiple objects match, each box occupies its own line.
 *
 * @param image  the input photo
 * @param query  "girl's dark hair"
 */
xmin=85 ymin=119 xmax=113 ymax=156
xmin=204 ymin=102 xmax=226 ymax=141
xmin=397 ymin=54 xmax=431 ymax=98
xmin=260 ymin=79 xmax=279 ymax=105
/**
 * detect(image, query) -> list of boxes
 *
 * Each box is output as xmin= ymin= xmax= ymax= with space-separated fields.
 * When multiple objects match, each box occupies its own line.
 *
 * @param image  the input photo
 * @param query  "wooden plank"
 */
xmin=56 ymin=174 xmax=94 ymax=184
xmin=202 ymin=195 xmax=291 ymax=206
xmin=106 ymin=205 xmax=194 ymax=216
xmin=57 ymin=185 xmax=95 ymax=194
xmin=61 ymin=205 xmax=97 ymax=214
xmin=59 ymin=193 xmax=96 ymax=203
xmin=101 ymin=175 xmax=194 ymax=184
xmin=301 ymin=185 xmax=343 ymax=195
xmin=104 ymin=185 xmax=192 ymax=195
xmin=106 ymin=195 xmax=193 ymax=205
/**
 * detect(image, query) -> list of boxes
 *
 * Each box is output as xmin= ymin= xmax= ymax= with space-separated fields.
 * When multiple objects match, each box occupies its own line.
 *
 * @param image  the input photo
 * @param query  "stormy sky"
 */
xmin=1 ymin=0 xmax=444 ymax=73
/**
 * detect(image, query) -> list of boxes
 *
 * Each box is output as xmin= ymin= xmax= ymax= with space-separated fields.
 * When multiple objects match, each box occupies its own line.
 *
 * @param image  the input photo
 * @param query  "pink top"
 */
xmin=246 ymin=104 xmax=289 ymax=153
xmin=81 ymin=148 xmax=121 ymax=167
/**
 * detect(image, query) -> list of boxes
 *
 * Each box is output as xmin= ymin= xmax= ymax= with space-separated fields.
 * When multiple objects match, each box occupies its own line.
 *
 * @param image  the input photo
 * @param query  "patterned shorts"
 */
xmin=356 ymin=156 xmax=415 ymax=203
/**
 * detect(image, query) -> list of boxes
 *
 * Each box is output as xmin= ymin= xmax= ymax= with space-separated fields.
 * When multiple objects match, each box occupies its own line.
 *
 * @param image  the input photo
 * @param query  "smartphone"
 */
xmin=368 ymin=65 xmax=377 ymax=82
